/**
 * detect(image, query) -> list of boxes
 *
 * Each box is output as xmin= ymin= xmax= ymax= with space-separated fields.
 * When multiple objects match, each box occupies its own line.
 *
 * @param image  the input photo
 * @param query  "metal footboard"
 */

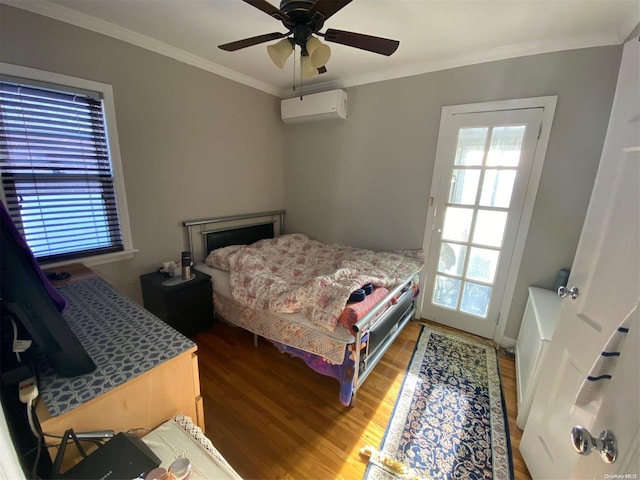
xmin=350 ymin=274 xmax=418 ymax=405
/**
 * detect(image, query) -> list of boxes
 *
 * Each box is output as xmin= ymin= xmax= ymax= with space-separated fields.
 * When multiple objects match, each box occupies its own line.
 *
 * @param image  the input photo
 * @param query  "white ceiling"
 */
xmin=5 ymin=0 xmax=639 ymax=97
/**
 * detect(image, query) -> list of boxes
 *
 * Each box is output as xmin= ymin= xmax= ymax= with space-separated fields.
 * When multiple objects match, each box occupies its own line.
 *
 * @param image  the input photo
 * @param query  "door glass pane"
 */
xmin=449 ymin=169 xmax=480 ymax=205
xmin=432 ymin=275 xmax=461 ymax=309
xmin=438 ymin=242 xmax=467 ymax=277
xmin=442 ymin=207 xmax=473 ymax=242
xmin=460 ymin=282 xmax=492 ymax=317
xmin=472 ymin=210 xmax=507 ymax=247
xmin=454 ymin=128 xmax=487 ymax=166
xmin=480 ymin=169 xmax=517 ymax=208
xmin=467 ymin=247 xmax=499 ymax=283
xmin=487 ymin=125 xmax=526 ymax=166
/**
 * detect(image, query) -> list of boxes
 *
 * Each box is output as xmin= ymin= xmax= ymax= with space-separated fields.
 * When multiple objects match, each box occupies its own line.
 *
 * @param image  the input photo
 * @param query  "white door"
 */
xmin=520 ymin=36 xmax=639 ymax=479
xmin=573 ymin=305 xmax=639 ymax=478
xmin=420 ymin=100 xmax=555 ymax=339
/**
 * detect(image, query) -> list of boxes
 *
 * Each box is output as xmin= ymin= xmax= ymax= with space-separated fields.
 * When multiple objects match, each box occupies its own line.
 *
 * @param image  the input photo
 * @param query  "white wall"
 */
xmin=0 ymin=405 xmax=25 ymax=480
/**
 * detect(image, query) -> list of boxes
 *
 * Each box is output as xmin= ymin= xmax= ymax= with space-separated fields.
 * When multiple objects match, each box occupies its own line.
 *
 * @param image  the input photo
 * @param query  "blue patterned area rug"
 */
xmin=363 ymin=325 xmax=513 ymax=480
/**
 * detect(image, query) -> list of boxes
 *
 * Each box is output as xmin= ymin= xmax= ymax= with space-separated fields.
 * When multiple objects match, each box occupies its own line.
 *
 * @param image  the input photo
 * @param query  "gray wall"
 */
xmin=284 ymin=47 xmax=621 ymax=340
xmin=0 ymin=6 xmax=285 ymax=301
xmin=0 ymin=5 xmax=622 ymax=340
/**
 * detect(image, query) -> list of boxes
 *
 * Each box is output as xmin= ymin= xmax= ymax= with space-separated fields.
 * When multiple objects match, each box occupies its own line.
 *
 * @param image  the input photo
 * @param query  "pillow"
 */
xmin=204 ymin=245 xmax=244 ymax=271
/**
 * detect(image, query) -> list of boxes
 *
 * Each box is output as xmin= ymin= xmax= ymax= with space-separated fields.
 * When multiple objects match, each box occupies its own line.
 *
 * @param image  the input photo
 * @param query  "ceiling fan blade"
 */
xmin=218 ymin=32 xmax=288 ymax=51
xmin=324 ymin=29 xmax=399 ymax=56
xmin=242 ymin=0 xmax=289 ymax=21
xmin=307 ymin=0 xmax=352 ymax=21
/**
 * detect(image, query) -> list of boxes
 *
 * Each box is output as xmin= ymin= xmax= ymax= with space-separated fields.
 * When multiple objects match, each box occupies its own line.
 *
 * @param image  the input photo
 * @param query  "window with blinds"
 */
xmin=0 ymin=78 xmax=124 ymax=264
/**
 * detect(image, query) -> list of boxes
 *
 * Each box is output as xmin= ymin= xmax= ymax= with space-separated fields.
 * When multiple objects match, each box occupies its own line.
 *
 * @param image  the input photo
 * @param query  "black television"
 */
xmin=0 ymin=203 xmax=96 ymax=378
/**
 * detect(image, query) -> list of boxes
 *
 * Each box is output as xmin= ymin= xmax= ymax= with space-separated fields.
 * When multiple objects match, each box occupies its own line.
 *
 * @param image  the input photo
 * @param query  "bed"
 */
xmin=184 ymin=211 xmax=422 ymax=406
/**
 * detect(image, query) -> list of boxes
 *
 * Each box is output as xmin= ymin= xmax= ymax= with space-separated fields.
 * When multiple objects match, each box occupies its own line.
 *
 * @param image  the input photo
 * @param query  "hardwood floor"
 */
xmin=496 ymin=341 xmax=531 ymax=480
xmin=193 ymin=319 xmax=531 ymax=479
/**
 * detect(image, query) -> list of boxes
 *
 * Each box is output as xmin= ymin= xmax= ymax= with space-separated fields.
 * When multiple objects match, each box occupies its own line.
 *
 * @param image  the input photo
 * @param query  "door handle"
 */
xmin=558 ymin=285 xmax=579 ymax=299
xmin=571 ymin=426 xmax=617 ymax=463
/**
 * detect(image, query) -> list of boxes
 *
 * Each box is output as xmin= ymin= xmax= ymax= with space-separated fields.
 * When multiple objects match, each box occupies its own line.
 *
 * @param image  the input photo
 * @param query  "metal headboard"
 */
xmin=183 ymin=210 xmax=286 ymax=260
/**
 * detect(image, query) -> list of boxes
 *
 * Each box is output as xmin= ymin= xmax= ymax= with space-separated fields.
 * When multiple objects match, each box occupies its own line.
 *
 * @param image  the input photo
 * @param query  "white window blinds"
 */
xmin=0 ymin=78 xmax=124 ymax=264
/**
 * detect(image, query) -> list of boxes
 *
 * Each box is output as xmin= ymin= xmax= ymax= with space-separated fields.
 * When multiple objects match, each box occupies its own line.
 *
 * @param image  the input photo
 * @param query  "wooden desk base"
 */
xmin=37 ymin=344 xmax=204 ymax=467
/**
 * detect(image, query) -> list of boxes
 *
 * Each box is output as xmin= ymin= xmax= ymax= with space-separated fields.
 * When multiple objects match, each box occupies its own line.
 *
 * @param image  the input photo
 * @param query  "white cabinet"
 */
xmin=515 ymin=286 xmax=561 ymax=430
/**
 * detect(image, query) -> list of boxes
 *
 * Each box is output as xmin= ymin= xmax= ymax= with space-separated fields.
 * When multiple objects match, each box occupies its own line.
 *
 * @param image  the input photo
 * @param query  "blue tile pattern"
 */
xmin=38 ymin=277 xmax=195 ymax=417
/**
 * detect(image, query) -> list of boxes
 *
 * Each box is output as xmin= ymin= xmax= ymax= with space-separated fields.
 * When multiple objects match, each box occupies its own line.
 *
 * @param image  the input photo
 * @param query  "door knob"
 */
xmin=571 ymin=426 xmax=617 ymax=463
xmin=558 ymin=285 xmax=579 ymax=299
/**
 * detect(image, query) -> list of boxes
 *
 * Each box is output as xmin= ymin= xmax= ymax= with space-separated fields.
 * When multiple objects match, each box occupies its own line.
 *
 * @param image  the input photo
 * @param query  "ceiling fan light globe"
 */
xmin=267 ymin=39 xmax=293 ymax=68
xmin=301 ymin=55 xmax=319 ymax=78
xmin=306 ymin=36 xmax=331 ymax=68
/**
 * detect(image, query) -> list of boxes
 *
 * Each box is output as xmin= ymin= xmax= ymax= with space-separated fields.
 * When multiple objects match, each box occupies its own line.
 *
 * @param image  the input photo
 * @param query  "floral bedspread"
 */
xmin=205 ymin=234 xmax=422 ymax=332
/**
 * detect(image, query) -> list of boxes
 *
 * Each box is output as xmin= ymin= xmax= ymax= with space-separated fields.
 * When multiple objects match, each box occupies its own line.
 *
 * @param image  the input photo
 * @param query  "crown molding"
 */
xmin=338 ymin=33 xmax=624 ymax=91
xmin=1 ymin=0 xmax=281 ymax=96
xmin=3 ymin=0 xmax=633 ymax=99
xmin=278 ymin=32 xmax=626 ymax=97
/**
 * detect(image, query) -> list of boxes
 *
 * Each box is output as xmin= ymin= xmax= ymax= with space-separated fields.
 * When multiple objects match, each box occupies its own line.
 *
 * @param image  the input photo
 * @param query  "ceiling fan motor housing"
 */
xmin=280 ymin=0 xmax=316 ymax=21
xmin=280 ymin=0 xmax=325 ymax=48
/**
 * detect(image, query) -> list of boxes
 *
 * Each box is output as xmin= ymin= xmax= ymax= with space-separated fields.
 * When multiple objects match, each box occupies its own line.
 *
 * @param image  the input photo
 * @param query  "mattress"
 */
xmin=204 ymin=234 xmax=423 ymax=332
xmin=195 ymin=263 xmax=353 ymax=364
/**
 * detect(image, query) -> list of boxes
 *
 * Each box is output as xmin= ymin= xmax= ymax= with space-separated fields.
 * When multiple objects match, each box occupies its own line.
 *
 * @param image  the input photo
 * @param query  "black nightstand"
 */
xmin=140 ymin=269 xmax=214 ymax=337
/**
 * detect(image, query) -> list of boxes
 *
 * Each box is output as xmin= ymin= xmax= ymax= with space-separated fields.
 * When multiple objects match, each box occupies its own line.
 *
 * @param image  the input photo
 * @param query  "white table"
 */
xmin=142 ymin=414 xmax=242 ymax=480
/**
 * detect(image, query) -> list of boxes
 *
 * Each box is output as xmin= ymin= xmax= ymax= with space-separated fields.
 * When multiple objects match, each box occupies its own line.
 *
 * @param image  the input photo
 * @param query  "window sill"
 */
xmin=43 ymin=249 xmax=139 ymax=269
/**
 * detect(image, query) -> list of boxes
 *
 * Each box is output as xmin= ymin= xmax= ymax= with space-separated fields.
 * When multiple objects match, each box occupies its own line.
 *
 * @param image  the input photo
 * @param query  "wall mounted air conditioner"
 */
xmin=281 ymin=89 xmax=347 ymax=124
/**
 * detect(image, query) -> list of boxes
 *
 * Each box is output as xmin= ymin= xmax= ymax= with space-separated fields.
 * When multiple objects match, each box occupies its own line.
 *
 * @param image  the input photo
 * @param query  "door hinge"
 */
xmin=496 ymin=312 xmax=500 ymax=324
xmin=537 ymin=123 xmax=542 ymax=139
xmin=429 ymin=196 xmax=438 ymax=218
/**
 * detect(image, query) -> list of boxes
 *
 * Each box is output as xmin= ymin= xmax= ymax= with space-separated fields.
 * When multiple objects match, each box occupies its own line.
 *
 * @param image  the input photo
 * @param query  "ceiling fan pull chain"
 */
xmin=292 ymin=44 xmax=297 ymax=93
xmin=299 ymin=50 xmax=303 ymax=100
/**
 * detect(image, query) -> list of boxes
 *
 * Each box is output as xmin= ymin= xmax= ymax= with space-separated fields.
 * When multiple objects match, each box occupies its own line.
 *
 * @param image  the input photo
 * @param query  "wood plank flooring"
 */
xmin=193 ymin=319 xmax=531 ymax=479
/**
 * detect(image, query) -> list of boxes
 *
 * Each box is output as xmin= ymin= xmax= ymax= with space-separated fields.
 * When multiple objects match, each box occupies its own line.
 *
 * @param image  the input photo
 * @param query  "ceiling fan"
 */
xmin=218 ymin=0 xmax=400 ymax=79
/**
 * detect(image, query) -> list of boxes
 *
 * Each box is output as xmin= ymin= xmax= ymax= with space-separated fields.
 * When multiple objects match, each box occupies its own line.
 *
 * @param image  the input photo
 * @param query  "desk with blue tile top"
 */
xmin=35 ymin=270 xmax=204 ymax=462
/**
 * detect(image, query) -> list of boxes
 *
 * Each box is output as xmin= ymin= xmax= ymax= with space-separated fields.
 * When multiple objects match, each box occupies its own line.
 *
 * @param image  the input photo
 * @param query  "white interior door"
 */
xmin=420 ymin=101 xmax=553 ymax=339
xmin=520 ymin=36 xmax=639 ymax=479
xmin=573 ymin=304 xmax=639 ymax=479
